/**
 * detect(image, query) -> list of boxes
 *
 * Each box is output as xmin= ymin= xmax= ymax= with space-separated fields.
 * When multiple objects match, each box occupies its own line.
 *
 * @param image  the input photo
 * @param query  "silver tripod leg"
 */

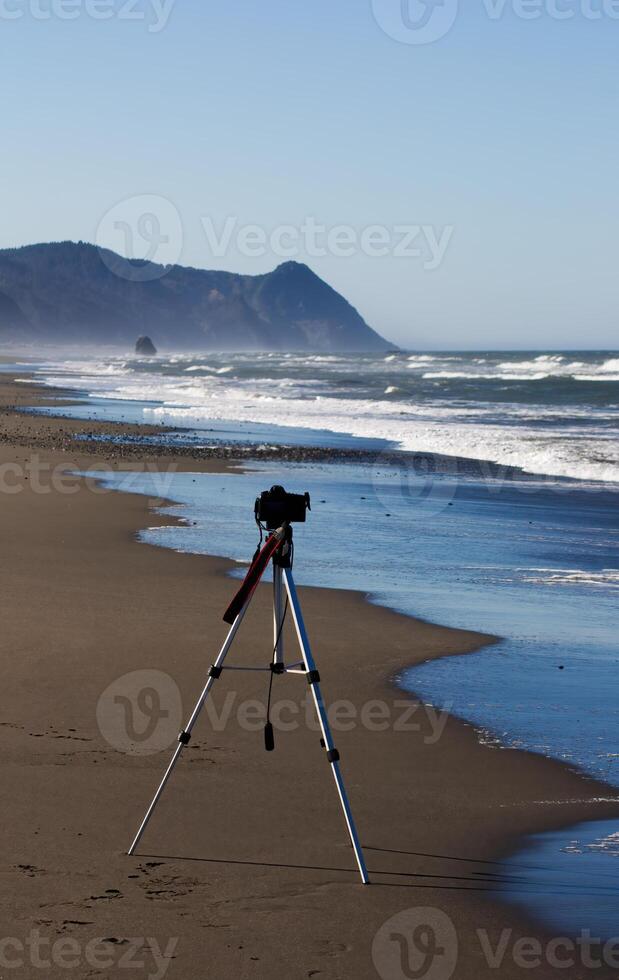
xmin=282 ymin=567 xmax=370 ymax=885
xmin=127 ymin=599 xmax=252 ymax=855
xmin=273 ymin=563 xmax=285 ymax=667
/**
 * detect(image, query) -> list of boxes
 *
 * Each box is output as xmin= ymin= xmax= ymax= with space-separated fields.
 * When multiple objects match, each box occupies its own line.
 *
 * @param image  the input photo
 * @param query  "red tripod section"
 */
xmin=223 ymin=532 xmax=284 ymax=624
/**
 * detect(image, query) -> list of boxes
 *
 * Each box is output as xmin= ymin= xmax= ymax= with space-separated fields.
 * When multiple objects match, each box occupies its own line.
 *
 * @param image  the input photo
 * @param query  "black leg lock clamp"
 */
xmin=209 ymin=665 xmax=222 ymax=679
xmin=178 ymin=731 xmax=191 ymax=745
xmin=270 ymin=663 xmax=286 ymax=675
xmin=306 ymin=669 xmax=321 ymax=685
xmin=326 ymin=748 xmax=340 ymax=763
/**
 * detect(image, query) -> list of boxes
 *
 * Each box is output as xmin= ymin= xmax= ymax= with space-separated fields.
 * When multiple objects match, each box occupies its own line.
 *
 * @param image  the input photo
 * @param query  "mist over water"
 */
xmin=33 ymin=349 xmax=619 ymax=484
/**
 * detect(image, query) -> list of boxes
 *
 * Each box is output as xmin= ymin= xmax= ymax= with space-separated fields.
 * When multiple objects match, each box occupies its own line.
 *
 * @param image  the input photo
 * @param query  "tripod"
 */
xmin=128 ymin=523 xmax=370 ymax=885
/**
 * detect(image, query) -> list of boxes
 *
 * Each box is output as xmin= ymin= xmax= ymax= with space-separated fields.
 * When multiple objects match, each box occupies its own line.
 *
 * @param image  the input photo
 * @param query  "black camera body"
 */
xmin=255 ymin=485 xmax=311 ymax=529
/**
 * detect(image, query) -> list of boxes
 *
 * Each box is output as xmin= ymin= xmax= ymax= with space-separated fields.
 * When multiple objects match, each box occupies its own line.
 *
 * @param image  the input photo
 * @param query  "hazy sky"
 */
xmin=1 ymin=1 xmax=617 ymax=348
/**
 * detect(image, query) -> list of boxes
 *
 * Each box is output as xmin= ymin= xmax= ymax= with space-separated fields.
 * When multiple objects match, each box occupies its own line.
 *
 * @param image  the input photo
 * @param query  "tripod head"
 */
xmin=223 ymin=488 xmax=309 ymax=624
xmin=255 ymin=485 xmax=311 ymax=530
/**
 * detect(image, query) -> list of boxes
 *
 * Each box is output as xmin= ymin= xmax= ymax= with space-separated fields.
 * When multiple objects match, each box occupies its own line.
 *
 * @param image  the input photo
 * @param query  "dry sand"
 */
xmin=0 ymin=375 xmax=618 ymax=979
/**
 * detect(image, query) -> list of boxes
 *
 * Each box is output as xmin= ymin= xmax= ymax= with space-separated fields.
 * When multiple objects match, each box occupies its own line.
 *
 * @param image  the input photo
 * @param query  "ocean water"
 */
xmin=14 ymin=349 xmax=619 ymax=933
xmin=86 ymin=461 xmax=619 ymax=784
xmin=500 ymin=820 xmax=619 ymax=938
xmin=27 ymin=349 xmax=619 ymax=483
xmin=21 ymin=349 xmax=619 ymax=782
xmin=85 ymin=460 xmax=619 ymax=934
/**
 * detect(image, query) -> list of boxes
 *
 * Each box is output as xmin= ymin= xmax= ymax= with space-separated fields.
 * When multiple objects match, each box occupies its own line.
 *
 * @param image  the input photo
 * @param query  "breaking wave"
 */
xmin=31 ymin=349 xmax=619 ymax=484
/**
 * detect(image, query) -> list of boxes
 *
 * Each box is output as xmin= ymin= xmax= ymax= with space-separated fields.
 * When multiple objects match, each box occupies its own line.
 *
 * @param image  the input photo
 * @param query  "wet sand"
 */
xmin=1 ymin=375 xmax=618 ymax=979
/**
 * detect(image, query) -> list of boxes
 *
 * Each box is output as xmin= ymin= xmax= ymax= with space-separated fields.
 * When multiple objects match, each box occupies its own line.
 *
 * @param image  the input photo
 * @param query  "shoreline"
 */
xmin=6 ymin=349 xmax=619 ymax=487
xmin=6 ymin=371 xmax=607 ymax=485
xmin=1 ymin=374 xmax=619 ymax=977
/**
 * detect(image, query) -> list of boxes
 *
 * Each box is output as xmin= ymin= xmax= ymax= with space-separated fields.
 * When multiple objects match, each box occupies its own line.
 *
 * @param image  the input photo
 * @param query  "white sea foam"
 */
xmin=423 ymin=370 xmax=551 ymax=380
xmin=31 ymin=352 xmax=619 ymax=485
xmin=422 ymin=371 xmax=487 ymax=379
xmin=500 ymin=798 xmax=619 ymax=807
xmin=412 ymin=352 xmax=616 ymax=381
xmin=563 ymin=830 xmax=619 ymax=857
xmin=601 ymin=358 xmax=619 ymax=373
xmin=521 ymin=568 xmax=619 ymax=589
xmin=138 ymin=393 xmax=619 ymax=483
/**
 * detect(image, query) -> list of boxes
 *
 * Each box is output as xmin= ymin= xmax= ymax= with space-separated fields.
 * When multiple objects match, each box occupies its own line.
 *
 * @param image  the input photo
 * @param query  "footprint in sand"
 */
xmin=88 ymin=889 xmax=123 ymax=901
xmin=15 ymin=864 xmax=45 ymax=877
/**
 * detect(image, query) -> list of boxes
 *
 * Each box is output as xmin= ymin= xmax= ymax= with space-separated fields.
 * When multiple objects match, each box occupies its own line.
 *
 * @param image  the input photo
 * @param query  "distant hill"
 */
xmin=0 ymin=242 xmax=394 ymax=352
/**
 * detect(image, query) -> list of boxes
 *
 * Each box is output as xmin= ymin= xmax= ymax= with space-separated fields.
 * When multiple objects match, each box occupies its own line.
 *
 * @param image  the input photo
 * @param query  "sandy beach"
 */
xmin=1 ymin=375 xmax=618 ymax=980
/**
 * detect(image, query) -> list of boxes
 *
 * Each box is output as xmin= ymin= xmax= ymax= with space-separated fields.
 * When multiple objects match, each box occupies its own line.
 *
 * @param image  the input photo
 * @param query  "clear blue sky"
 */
xmin=1 ymin=1 xmax=617 ymax=348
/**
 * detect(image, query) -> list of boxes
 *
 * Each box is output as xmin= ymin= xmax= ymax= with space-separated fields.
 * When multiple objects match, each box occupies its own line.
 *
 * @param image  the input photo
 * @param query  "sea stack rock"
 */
xmin=135 ymin=335 xmax=157 ymax=356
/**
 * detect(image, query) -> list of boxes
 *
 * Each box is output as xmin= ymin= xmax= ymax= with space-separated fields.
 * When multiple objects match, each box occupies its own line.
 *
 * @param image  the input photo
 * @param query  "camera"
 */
xmin=255 ymin=485 xmax=311 ymax=529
